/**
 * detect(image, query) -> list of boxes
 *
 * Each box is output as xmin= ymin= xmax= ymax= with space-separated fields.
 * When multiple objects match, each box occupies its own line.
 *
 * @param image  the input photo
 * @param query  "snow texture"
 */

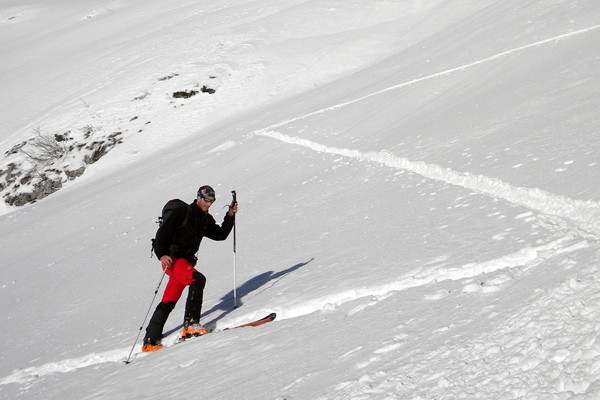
xmin=1 ymin=0 xmax=600 ymax=399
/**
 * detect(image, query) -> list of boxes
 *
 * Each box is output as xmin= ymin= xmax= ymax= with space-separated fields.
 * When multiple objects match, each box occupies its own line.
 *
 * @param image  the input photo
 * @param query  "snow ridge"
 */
xmin=1 ymin=237 xmax=588 ymax=387
xmin=258 ymin=24 xmax=600 ymax=131
xmin=272 ymin=236 xmax=589 ymax=321
xmin=257 ymin=130 xmax=600 ymax=238
xmin=0 ymin=348 xmax=128 ymax=386
xmin=251 ymin=25 xmax=600 ymax=238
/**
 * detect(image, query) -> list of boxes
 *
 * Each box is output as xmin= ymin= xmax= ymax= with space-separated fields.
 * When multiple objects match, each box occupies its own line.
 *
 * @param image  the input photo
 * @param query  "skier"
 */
xmin=142 ymin=185 xmax=237 ymax=352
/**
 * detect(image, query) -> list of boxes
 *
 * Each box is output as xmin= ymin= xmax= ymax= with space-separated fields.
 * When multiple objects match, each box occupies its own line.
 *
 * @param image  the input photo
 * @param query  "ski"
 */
xmin=174 ymin=313 xmax=277 ymax=345
xmin=227 ymin=312 xmax=277 ymax=329
xmin=127 ymin=313 xmax=277 ymax=362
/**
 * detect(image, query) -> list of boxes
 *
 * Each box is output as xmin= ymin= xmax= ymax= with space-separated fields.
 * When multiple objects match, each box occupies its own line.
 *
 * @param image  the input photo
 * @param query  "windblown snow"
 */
xmin=1 ymin=0 xmax=600 ymax=399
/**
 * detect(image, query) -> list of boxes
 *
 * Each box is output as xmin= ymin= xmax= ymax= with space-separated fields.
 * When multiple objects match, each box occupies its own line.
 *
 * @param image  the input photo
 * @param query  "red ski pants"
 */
xmin=162 ymin=258 xmax=198 ymax=303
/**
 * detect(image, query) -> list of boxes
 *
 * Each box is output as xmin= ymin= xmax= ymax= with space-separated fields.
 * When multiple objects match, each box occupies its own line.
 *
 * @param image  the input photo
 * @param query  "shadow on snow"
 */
xmin=162 ymin=258 xmax=314 ymax=336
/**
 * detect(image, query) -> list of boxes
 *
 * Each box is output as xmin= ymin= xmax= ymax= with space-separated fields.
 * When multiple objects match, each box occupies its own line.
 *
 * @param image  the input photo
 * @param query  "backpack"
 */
xmin=150 ymin=199 xmax=191 ymax=258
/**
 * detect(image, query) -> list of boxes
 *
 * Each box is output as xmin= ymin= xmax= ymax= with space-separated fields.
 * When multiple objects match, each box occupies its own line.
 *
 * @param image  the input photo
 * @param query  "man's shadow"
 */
xmin=163 ymin=258 xmax=314 ymax=336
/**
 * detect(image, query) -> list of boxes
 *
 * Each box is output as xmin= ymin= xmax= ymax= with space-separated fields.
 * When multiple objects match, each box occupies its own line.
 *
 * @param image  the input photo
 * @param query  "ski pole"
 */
xmin=231 ymin=190 xmax=238 ymax=308
xmin=125 ymin=268 xmax=167 ymax=364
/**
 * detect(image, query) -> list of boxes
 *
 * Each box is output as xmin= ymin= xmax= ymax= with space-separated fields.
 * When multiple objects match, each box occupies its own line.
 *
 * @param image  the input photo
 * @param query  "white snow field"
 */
xmin=1 ymin=0 xmax=600 ymax=399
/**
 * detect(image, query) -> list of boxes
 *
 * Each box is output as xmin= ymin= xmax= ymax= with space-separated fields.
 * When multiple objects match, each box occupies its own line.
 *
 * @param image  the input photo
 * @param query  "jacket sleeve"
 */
xmin=153 ymin=206 xmax=187 ymax=259
xmin=203 ymin=213 xmax=235 ymax=241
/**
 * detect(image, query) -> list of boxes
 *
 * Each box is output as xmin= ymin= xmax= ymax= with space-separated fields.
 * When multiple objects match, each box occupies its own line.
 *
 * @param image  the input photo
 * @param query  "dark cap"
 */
xmin=197 ymin=185 xmax=216 ymax=200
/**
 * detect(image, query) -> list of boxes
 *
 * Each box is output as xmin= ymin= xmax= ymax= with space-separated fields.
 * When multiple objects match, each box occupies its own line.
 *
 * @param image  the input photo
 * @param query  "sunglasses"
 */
xmin=202 ymin=197 xmax=216 ymax=204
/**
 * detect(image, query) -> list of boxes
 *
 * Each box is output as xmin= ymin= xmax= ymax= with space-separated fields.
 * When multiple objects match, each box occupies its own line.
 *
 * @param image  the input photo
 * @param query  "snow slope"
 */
xmin=1 ymin=0 xmax=600 ymax=399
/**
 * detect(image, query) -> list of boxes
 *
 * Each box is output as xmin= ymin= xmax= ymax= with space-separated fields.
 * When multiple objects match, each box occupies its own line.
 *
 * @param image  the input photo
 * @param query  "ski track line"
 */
xmin=0 ymin=347 xmax=130 ymax=386
xmin=251 ymin=25 xmax=600 ymax=237
xmin=257 ymin=130 xmax=600 ymax=238
xmin=0 ymin=238 xmax=589 ymax=387
xmin=258 ymin=24 xmax=600 ymax=131
xmin=274 ymin=236 xmax=589 ymax=321
xmin=4 ymin=26 xmax=600 ymax=390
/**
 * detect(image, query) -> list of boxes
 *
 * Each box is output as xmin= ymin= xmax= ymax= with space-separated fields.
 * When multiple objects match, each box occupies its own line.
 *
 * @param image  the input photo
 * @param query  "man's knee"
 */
xmin=192 ymin=271 xmax=207 ymax=289
xmin=158 ymin=301 xmax=177 ymax=313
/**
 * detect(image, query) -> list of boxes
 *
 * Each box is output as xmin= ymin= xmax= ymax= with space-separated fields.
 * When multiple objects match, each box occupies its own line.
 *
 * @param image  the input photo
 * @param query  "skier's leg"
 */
xmin=184 ymin=271 xmax=207 ymax=322
xmin=143 ymin=261 xmax=189 ymax=343
xmin=144 ymin=300 xmax=177 ymax=343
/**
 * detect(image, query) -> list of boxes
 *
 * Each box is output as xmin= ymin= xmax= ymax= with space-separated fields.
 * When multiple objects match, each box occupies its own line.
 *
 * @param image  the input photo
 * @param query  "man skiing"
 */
xmin=142 ymin=185 xmax=237 ymax=352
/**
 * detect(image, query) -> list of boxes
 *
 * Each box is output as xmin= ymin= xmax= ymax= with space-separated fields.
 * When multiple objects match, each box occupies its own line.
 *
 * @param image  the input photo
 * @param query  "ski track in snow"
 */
xmin=256 ymin=24 xmax=600 ymax=132
xmin=248 ymin=21 xmax=600 ymax=367
xmin=257 ymin=130 xmax=600 ymax=238
xmin=3 ymin=25 xmax=600 ymax=389
xmin=0 ymin=348 xmax=129 ymax=386
xmin=253 ymin=25 xmax=600 ymax=239
xmin=0 ymin=237 xmax=588 ymax=387
xmin=274 ymin=236 xmax=590 ymax=320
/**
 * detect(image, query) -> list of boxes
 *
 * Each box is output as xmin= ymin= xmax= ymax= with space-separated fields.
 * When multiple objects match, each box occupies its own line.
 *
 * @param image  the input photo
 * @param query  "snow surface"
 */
xmin=1 ymin=0 xmax=600 ymax=399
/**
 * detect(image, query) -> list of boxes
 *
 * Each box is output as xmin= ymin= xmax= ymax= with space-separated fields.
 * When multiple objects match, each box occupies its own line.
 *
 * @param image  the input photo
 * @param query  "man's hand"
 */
xmin=160 ymin=255 xmax=175 ymax=270
xmin=227 ymin=201 xmax=238 ymax=218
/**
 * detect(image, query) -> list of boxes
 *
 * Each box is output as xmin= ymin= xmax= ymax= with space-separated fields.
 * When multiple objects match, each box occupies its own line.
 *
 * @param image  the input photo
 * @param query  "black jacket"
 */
xmin=153 ymin=200 xmax=234 ymax=263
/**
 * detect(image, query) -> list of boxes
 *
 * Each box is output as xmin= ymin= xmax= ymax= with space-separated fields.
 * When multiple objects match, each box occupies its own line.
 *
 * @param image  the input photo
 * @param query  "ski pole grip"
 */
xmin=231 ymin=190 xmax=237 ymax=202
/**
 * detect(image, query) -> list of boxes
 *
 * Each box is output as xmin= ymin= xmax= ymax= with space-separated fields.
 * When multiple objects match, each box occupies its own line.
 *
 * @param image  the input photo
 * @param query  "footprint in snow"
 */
xmin=423 ymin=289 xmax=451 ymax=300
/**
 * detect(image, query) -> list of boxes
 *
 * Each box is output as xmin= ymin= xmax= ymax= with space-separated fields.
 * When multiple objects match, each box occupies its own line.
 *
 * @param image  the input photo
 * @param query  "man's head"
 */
xmin=196 ymin=185 xmax=216 ymax=212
